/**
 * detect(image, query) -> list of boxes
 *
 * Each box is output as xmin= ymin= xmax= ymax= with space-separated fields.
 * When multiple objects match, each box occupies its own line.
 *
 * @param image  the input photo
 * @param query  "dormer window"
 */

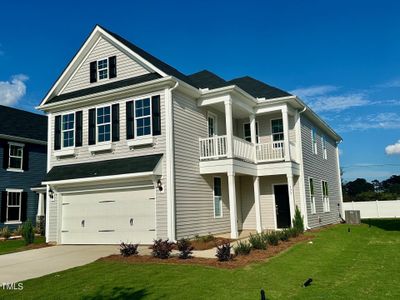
xmin=90 ymin=56 xmax=117 ymax=83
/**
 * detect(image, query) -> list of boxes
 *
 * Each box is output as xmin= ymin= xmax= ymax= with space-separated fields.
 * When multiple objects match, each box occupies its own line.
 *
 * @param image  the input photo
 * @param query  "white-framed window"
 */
xmin=311 ymin=128 xmax=318 ymax=154
xmin=97 ymin=58 xmax=108 ymax=80
xmin=207 ymin=112 xmax=217 ymax=137
xmin=62 ymin=113 xmax=75 ymax=148
xmin=322 ymin=181 xmax=330 ymax=212
xmin=271 ymin=118 xmax=284 ymax=148
xmin=8 ymin=142 xmax=24 ymax=170
xmin=321 ymin=135 xmax=327 ymax=159
xmin=97 ymin=106 xmax=111 ymax=143
xmin=213 ymin=177 xmax=223 ymax=218
xmin=243 ymin=122 xmax=259 ymax=143
xmin=135 ymin=98 xmax=152 ymax=137
xmin=309 ymin=177 xmax=316 ymax=214
xmin=6 ymin=189 xmax=22 ymax=223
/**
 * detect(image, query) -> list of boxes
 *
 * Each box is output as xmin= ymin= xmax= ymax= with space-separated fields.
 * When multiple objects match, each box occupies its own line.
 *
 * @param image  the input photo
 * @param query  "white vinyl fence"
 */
xmin=343 ymin=200 xmax=400 ymax=219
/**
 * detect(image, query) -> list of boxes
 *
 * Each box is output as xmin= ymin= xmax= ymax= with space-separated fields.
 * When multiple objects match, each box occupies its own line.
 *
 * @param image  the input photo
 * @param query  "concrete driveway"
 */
xmin=0 ymin=245 xmax=119 ymax=283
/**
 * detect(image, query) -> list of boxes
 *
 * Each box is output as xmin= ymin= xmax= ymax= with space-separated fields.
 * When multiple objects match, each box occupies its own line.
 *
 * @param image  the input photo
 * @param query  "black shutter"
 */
xmin=75 ymin=111 xmax=83 ymax=147
xmin=152 ymin=95 xmax=161 ymax=136
xmin=0 ymin=191 xmax=7 ymax=223
xmin=2 ymin=142 xmax=9 ymax=169
xmin=22 ymin=144 xmax=29 ymax=171
xmin=109 ymin=56 xmax=117 ymax=79
xmin=54 ymin=115 xmax=61 ymax=150
xmin=90 ymin=61 xmax=97 ymax=83
xmin=112 ymin=104 xmax=120 ymax=142
xmin=126 ymin=101 xmax=134 ymax=139
xmin=88 ymin=108 xmax=96 ymax=145
xmin=21 ymin=192 xmax=28 ymax=222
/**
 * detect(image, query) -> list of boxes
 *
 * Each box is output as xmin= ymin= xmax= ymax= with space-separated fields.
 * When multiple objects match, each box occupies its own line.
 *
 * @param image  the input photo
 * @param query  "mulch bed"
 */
xmin=189 ymin=237 xmax=234 ymax=250
xmin=101 ymin=234 xmax=314 ymax=269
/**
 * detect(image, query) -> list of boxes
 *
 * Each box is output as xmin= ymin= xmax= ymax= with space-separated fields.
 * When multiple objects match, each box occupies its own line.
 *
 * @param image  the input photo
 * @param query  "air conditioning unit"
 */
xmin=345 ymin=210 xmax=361 ymax=224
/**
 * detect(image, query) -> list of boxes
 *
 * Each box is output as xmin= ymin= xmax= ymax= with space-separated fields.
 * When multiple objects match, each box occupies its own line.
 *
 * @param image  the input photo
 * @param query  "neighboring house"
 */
xmin=38 ymin=25 xmax=343 ymax=245
xmin=0 ymin=105 xmax=47 ymax=230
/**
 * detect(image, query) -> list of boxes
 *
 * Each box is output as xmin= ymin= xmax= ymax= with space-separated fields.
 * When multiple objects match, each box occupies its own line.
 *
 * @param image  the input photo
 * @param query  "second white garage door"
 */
xmin=61 ymin=187 xmax=155 ymax=244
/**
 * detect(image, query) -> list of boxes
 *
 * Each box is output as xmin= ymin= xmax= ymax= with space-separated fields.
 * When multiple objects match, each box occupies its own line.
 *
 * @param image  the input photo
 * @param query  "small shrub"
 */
xmin=22 ymin=220 xmax=35 ymax=245
xmin=195 ymin=234 xmax=215 ymax=243
xmin=151 ymin=239 xmax=174 ymax=259
xmin=119 ymin=242 xmax=139 ymax=257
xmin=278 ymin=229 xmax=290 ymax=242
xmin=249 ymin=233 xmax=268 ymax=250
xmin=288 ymin=227 xmax=299 ymax=238
xmin=216 ymin=243 xmax=232 ymax=261
xmin=233 ymin=241 xmax=252 ymax=256
xmin=1 ymin=226 xmax=11 ymax=239
xmin=177 ymin=238 xmax=194 ymax=259
xmin=292 ymin=206 xmax=304 ymax=234
xmin=36 ymin=216 xmax=45 ymax=236
xmin=13 ymin=225 xmax=23 ymax=236
xmin=266 ymin=232 xmax=279 ymax=246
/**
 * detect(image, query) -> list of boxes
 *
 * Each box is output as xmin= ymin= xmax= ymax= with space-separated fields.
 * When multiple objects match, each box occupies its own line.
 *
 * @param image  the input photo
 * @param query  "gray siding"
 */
xmin=173 ymin=91 xmax=231 ymax=238
xmin=301 ymin=115 xmax=341 ymax=228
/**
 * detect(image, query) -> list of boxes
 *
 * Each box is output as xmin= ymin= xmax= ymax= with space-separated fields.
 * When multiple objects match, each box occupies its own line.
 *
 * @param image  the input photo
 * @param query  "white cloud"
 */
xmin=309 ymin=93 xmax=370 ymax=112
xmin=385 ymin=140 xmax=400 ymax=155
xmin=0 ymin=74 xmax=29 ymax=106
xmin=290 ymin=85 xmax=338 ymax=98
xmin=337 ymin=113 xmax=400 ymax=132
xmin=377 ymin=78 xmax=400 ymax=88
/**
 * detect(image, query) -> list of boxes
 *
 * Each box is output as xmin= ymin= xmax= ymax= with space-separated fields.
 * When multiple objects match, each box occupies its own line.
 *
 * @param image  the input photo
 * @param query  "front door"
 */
xmin=274 ymin=184 xmax=291 ymax=228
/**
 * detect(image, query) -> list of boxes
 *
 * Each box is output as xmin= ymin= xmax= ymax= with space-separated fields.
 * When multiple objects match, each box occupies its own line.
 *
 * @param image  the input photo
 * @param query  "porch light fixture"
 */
xmin=157 ymin=179 xmax=163 ymax=192
xmin=48 ymin=189 xmax=54 ymax=199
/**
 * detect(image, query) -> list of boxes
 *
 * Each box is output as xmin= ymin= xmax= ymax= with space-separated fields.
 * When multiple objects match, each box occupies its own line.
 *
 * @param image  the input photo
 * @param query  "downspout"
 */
xmin=165 ymin=81 xmax=179 ymax=241
xmin=336 ymin=140 xmax=345 ymax=221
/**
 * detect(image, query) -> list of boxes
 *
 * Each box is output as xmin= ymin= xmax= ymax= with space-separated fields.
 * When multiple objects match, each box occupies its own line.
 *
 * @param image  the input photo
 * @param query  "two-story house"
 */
xmin=0 ymin=105 xmax=47 ymax=230
xmin=38 ymin=25 xmax=343 ymax=244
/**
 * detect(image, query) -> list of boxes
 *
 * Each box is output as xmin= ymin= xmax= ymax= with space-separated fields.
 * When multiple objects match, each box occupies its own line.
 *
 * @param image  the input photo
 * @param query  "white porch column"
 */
xmin=282 ymin=105 xmax=291 ymax=161
xmin=225 ymin=98 xmax=234 ymax=158
xmin=286 ymin=173 xmax=295 ymax=227
xmin=37 ymin=193 xmax=45 ymax=217
xmin=228 ymin=172 xmax=238 ymax=238
xmin=250 ymin=114 xmax=257 ymax=162
xmin=253 ymin=176 xmax=262 ymax=232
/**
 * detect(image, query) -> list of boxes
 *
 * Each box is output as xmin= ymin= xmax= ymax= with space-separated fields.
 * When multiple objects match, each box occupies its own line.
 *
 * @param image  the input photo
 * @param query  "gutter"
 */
xmin=0 ymin=134 xmax=47 ymax=146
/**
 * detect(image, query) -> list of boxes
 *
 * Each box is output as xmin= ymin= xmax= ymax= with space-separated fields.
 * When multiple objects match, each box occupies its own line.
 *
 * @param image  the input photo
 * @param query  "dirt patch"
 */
xmin=101 ymin=234 xmax=313 ymax=269
xmin=189 ymin=237 xmax=234 ymax=250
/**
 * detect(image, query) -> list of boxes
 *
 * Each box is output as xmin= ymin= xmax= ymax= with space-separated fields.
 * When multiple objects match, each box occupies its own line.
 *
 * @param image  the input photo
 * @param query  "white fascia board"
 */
xmin=42 ymin=171 xmax=154 ymax=186
xmin=0 ymin=134 xmax=47 ymax=146
xmin=31 ymin=187 xmax=47 ymax=193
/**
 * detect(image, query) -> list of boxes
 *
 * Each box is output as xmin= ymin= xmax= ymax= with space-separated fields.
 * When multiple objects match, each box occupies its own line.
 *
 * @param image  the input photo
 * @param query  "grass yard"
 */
xmin=0 ymin=236 xmax=46 ymax=256
xmin=1 ymin=220 xmax=399 ymax=299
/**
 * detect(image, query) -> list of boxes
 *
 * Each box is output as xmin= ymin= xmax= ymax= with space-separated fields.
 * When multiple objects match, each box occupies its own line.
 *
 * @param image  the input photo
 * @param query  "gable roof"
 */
xmin=228 ymin=76 xmax=291 ymax=99
xmin=0 ymin=105 xmax=47 ymax=142
xmin=188 ymin=70 xmax=229 ymax=89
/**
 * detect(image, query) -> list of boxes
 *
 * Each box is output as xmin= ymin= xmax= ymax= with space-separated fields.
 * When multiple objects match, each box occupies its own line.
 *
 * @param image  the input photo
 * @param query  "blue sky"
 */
xmin=0 ymin=0 xmax=399 ymax=181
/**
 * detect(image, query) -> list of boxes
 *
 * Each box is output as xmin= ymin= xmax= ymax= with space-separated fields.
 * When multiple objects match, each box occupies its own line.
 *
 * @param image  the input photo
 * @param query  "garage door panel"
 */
xmin=61 ymin=187 xmax=155 ymax=244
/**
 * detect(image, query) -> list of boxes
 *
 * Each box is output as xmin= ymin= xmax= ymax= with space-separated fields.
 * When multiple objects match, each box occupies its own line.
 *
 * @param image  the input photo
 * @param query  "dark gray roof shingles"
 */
xmin=228 ymin=76 xmax=291 ymax=99
xmin=187 ymin=70 xmax=229 ymax=89
xmin=44 ymin=154 xmax=162 ymax=182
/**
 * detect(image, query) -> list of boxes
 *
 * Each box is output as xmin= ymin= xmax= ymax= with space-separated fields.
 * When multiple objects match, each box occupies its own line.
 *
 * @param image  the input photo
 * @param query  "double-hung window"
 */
xmin=8 ymin=143 xmax=23 ymax=170
xmin=309 ymin=178 xmax=316 ymax=214
xmin=207 ymin=112 xmax=217 ymax=137
xmin=271 ymin=119 xmax=284 ymax=148
xmin=213 ymin=177 xmax=222 ymax=218
xmin=322 ymin=181 xmax=330 ymax=212
xmin=6 ymin=190 xmax=22 ymax=222
xmin=97 ymin=59 xmax=108 ymax=80
xmin=97 ymin=106 xmax=111 ymax=142
xmin=243 ymin=122 xmax=259 ymax=143
xmin=135 ymin=98 xmax=152 ymax=137
xmin=321 ymin=135 xmax=327 ymax=159
xmin=311 ymin=128 xmax=318 ymax=154
xmin=62 ymin=113 xmax=75 ymax=148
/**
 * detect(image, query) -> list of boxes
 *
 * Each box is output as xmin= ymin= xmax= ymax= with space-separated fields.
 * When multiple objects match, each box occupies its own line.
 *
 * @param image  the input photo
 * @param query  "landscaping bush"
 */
xmin=35 ymin=216 xmax=45 ymax=236
xmin=266 ymin=231 xmax=279 ymax=246
xmin=22 ymin=220 xmax=35 ymax=245
xmin=177 ymin=238 xmax=194 ymax=259
xmin=233 ymin=241 xmax=252 ymax=256
xmin=119 ymin=242 xmax=139 ymax=257
xmin=249 ymin=233 xmax=268 ymax=250
xmin=278 ymin=229 xmax=290 ymax=242
xmin=194 ymin=233 xmax=215 ymax=243
xmin=292 ymin=206 xmax=304 ymax=234
xmin=1 ymin=226 xmax=11 ymax=239
xmin=216 ymin=242 xmax=232 ymax=261
xmin=13 ymin=225 xmax=23 ymax=236
xmin=151 ymin=239 xmax=174 ymax=259
xmin=288 ymin=227 xmax=299 ymax=238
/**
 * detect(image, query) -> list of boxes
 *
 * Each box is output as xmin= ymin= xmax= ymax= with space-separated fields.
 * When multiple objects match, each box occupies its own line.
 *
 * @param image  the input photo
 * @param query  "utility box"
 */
xmin=345 ymin=210 xmax=361 ymax=224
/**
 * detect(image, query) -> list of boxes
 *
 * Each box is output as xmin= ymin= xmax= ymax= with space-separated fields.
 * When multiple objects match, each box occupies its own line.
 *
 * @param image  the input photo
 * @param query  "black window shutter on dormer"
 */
xmin=109 ymin=56 xmax=117 ymax=79
xmin=22 ymin=144 xmax=29 ymax=171
xmin=21 ymin=192 xmax=28 ymax=222
xmin=112 ymin=104 xmax=120 ymax=142
xmin=126 ymin=101 xmax=134 ymax=139
xmin=2 ymin=142 xmax=9 ymax=169
xmin=88 ymin=108 xmax=96 ymax=145
xmin=0 ymin=191 xmax=6 ymax=222
xmin=90 ymin=61 xmax=97 ymax=83
xmin=54 ymin=115 xmax=61 ymax=150
xmin=152 ymin=95 xmax=161 ymax=136
xmin=75 ymin=111 xmax=83 ymax=147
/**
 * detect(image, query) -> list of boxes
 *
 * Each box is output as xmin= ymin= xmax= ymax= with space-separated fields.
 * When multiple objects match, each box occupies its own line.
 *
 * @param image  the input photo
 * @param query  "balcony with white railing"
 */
xmin=199 ymin=136 xmax=286 ymax=163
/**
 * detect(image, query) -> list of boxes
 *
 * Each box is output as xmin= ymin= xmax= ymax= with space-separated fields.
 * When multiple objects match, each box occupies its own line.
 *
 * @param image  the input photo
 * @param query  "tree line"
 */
xmin=342 ymin=175 xmax=400 ymax=202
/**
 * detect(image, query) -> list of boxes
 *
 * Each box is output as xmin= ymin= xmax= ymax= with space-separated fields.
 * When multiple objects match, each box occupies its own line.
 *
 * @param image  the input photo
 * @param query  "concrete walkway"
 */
xmin=0 ymin=245 xmax=119 ymax=283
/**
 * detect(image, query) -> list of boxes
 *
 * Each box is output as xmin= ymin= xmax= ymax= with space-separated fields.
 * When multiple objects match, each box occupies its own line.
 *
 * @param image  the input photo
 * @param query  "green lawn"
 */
xmin=0 ymin=236 xmax=46 ymax=256
xmin=1 ymin=221 xmax=400 ymax=299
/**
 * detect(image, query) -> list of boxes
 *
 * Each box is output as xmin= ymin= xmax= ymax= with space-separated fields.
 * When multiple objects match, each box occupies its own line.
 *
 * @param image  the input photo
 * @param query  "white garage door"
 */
xmin=61 ymin=187 xmax=155 ymax=244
